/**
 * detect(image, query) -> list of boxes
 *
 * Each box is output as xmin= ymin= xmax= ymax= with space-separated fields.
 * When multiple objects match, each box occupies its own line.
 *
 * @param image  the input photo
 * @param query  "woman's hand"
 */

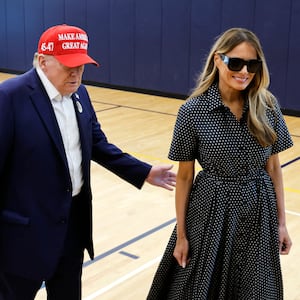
xmin=173 ymin=236 xmax=190 ymax=268
xmin=279 ymin=224 xmax=292 ymax=254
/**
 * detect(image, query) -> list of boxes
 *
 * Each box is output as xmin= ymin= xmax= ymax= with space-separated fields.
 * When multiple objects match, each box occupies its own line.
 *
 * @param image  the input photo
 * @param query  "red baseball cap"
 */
xmin=38 ymin=24 xmax=99 ymax=67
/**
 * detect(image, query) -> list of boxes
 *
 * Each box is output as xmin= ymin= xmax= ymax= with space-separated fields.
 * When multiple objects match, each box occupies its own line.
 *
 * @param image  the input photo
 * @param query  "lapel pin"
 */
xmin=76 ymin=100 xmax=83 ymax=113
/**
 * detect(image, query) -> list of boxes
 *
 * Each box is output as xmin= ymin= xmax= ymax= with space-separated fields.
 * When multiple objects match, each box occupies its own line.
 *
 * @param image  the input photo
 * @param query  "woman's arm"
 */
xmin=265 ymin=153 xmax=292 ymax=254
xmin=173 ymin=160 xmax=195 ymax=267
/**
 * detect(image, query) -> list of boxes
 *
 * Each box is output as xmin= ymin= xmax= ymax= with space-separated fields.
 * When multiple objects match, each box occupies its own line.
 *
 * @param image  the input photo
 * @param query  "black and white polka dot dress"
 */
xmin=147 ymin=84 xmax=293 ymax=300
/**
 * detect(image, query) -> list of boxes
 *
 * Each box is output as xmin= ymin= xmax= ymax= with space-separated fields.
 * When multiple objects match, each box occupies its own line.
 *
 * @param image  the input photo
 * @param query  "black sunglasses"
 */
xmin=219 ymin=54 xmax=262 ymax=73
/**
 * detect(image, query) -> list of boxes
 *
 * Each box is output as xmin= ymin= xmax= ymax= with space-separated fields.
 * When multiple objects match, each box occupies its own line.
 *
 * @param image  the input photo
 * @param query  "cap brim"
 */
xmin=54 ymin=53 xmax=99 ymax=68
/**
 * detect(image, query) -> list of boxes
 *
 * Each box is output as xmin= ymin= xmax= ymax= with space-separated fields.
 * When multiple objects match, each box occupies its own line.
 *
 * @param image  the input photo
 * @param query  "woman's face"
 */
xmin=215 ymin=41 xmax=258 ymax=93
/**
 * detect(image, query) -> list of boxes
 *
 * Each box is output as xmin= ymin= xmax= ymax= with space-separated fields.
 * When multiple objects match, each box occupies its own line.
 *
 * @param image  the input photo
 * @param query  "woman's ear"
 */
xmin=214 ymin=53 xmax=221 ymax=69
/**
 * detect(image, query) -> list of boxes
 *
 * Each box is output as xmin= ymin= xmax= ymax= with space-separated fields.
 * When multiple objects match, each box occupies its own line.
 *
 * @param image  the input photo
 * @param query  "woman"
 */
xmin=147 ymin=27 xmax=293 ymax=299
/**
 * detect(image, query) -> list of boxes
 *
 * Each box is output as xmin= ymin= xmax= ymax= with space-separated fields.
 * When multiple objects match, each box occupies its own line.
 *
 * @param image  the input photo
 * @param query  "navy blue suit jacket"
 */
xmin=0 ymin=69 xmax=151 ymax=280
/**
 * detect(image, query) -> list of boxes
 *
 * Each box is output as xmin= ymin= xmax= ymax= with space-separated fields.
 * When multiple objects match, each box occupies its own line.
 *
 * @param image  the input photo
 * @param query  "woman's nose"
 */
xmin=240 ymin=64 xmax=248 ymax=73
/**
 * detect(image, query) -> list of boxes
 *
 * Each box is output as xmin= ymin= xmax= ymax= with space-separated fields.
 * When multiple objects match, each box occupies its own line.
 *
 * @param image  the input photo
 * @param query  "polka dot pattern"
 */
xmin=147 ymin=84 xmax=293 ymax=300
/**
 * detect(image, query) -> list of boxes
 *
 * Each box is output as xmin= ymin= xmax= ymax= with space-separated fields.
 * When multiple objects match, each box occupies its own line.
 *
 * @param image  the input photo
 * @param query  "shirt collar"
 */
xmin=36 ymin=66 xmax=62 ymax=101
xmin=206 ymin=83 xmax=224 ymax=111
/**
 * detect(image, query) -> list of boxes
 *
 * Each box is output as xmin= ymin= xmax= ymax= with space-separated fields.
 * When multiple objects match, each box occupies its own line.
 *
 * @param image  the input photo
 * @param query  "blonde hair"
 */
xmin=190 ymin=27 xmax=276 ymax=147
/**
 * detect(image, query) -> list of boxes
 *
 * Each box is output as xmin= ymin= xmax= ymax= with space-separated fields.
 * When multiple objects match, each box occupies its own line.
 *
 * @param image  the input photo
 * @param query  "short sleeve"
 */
xmin=168 ymin=103 xmax=198 ymax=161
xmin=270 ymin=101 xmax=293 ymax=155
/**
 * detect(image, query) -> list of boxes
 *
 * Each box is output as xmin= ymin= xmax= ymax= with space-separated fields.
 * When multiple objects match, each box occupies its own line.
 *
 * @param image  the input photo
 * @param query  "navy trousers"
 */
xmin=0 ymin=193 xmax=86 ymax=300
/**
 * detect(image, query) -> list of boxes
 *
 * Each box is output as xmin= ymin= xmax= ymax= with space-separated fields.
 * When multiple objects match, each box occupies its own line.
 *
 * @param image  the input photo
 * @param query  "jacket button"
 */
xmin=59 ymin=218 xmax=67 ymax=224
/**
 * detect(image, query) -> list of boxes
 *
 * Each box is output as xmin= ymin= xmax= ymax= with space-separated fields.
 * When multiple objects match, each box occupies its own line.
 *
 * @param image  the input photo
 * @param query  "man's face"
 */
xmin=38 ymin=55 xmax=84 ymax=96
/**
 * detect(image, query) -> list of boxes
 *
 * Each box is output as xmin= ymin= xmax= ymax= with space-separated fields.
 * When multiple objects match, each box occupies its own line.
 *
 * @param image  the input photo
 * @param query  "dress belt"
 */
xmin=202 ymin=169 xmax=266 ymax=183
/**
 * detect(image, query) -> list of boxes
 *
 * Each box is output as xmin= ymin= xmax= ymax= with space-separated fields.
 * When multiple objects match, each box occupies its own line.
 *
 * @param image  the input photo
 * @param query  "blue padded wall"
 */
xmin=254 ymin=0 xmax=292 ymax=110
xmin=189 ymin=0 xmax=223 ymax=91
xmin=0 ymin=1 xmax=7 ymax=68
xmin=110 ymin=0 xmax=135 ymax=87
xmin=5 ymin=0 xmax=27 ymax=71
xmin=135 ymin=1 xmax=162 ymax=92
xmin=286 ymin=0 xmax=300 ymax=111
xmin=159 ymin=0 xmax=191 ymax=95
xmin=0 ymin=0 xmax=299 ymax=112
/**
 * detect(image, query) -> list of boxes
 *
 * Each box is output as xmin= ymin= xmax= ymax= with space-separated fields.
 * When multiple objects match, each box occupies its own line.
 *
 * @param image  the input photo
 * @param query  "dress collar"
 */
xmin=206 ymin=83 xmax=249 ymax=113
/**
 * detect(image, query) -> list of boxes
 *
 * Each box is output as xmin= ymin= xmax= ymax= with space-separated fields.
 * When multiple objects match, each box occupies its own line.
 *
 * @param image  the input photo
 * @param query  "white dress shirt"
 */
xmin=36 ymin=66 xmax=83 ymax=196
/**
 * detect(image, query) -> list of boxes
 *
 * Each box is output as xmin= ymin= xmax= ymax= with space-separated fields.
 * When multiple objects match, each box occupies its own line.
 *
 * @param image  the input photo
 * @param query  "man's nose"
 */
xmin=70 ymin=66 xmax=83 ymax=75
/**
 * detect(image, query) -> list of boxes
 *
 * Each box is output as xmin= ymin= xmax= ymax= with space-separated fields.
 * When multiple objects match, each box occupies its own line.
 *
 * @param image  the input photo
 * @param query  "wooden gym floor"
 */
xmin=0 ymin=72 xmax=299 ymax=299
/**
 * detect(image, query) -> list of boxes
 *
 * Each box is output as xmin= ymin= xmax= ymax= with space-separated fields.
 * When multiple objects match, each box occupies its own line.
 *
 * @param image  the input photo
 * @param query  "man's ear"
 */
xmin=38 ymin=54 xmax=47 ymax=69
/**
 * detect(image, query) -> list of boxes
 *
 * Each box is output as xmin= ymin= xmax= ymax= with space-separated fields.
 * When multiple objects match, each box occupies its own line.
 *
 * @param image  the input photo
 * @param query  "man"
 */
xmin=0 ymin=24 xmax=175 ymax=300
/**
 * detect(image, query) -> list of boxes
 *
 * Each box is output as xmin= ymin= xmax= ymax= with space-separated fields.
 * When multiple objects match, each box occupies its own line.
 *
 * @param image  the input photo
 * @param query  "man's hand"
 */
xmin=146 ymin=165 xmax=176 ymax=191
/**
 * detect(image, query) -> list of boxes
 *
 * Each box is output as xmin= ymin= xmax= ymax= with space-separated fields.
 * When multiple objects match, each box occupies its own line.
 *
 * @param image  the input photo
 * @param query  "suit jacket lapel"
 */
xmin=71 ymin=92 xmax=90 ymax=177
xmin=28 ymin=71 xmax=69 ymax=168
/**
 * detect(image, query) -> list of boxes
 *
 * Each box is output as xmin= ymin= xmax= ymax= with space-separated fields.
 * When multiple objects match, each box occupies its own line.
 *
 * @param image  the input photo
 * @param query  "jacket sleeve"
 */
xmin=0 ymin=85 xmax=14 ymax=178
xmin=79 ymin=88 xmax=152 ymax=189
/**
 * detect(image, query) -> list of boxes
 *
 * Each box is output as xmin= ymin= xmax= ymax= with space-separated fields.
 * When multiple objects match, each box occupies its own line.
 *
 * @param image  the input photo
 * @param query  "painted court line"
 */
xmin=83 ymin=218 xmax=175 ymax=267
xmin=285 ymin=210 xmax=300 ymax=217
xmin=46 ymin=157 xmax=300 ymax=295
xmin=82 ymin=209 xmax=300 ymax=299
xmin=83 ymin=255 xmax=162 ymax=300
